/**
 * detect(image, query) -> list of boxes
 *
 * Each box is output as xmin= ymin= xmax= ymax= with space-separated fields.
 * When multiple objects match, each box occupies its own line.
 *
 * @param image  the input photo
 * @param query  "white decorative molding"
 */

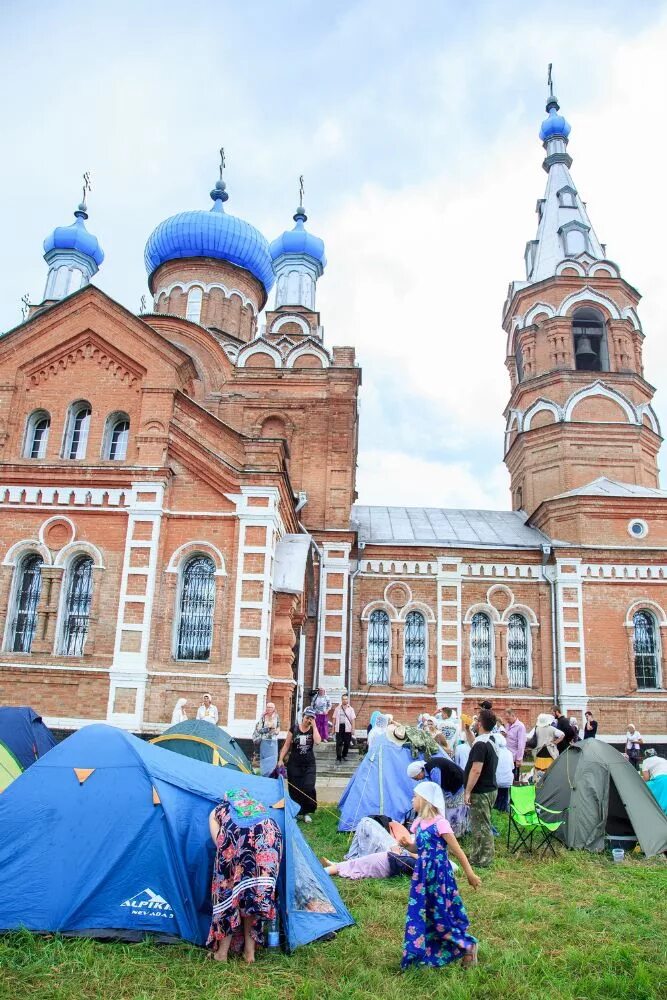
xmin=236 ymin=339 xmax=282 ymax=369
xmin=359 ymin=560 xmax=437 ymax=575
xmin=271 ymin=314 xmax=311 ymax=336
xmin=317 ymin=542 xmax=351 ymax=694
xmin=522 ymin=398 xmax=562 ymax=431
xmin=2 ymin=538 xmax=52 ymax=566
xmin=500 ymin=602 xmax=539 ymax=626
xmin=564 ymin=381 xmax=637 ymax=423
xmin=624 ymin=598 xmax=667 ymax=626
xmin=621 ymin=306 xmax=642 ymax=332
xmin=638 ymin=403 xmax=660 ymax=435
xmin=284 ymin=340 xmax=330 ymax=369
xmin=156 ymin=279 xmax=257 ymax=314
xmin=555 ymin=259 xmax=586 ymax=277
xmin=557 ymin=285 xmax=622 ymax=320
xmin=53 ymin=539 xmax=105 ymax=569
xmin=524 ymin=301 xmax=556 ymax=325
xmin=462 ymin=563 xmax=545 ymax=580
xmin=582 ymin=563 xmax=667 ymax=581
xmin=166 ymin=540 xmax=227 ymax=576
xmin=0 ymin=485 xmax=130 ymax=508
xmin=463 ymin=602 xmax=500 ymax=624
xmin=398 ymin=600 xmax=436 ymax=623
xmin=360 ymin=599 xmax=398 ymax=621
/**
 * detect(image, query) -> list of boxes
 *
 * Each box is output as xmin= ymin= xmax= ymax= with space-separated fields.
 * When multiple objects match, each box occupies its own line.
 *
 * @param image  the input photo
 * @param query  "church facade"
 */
xmin=0 ymin=90 xmax=665 ymax=741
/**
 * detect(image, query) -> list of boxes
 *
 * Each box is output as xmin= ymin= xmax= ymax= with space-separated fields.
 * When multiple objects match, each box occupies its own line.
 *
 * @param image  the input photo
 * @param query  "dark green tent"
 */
xmin=150 ymin=720 xmax=253 ymax=773
xmin=537 ymin=738 xmax=667 ymax=857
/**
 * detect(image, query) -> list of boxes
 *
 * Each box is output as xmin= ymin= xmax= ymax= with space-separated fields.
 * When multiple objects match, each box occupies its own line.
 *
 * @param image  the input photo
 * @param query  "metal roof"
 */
xmin=552 ymin=477 xmax=667 ymax=500
xmin=351 ymin=505 xmax=549 ymax=549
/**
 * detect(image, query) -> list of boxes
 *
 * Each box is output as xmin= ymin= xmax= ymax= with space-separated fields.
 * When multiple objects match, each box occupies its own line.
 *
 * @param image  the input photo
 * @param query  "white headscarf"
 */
xmin=413 ymin=780 xmax=446 ymax=815
xmin=171 ymin=698 xmax=188 ymax=725
xmin=367 ymin=713 xmax=389 ymax=750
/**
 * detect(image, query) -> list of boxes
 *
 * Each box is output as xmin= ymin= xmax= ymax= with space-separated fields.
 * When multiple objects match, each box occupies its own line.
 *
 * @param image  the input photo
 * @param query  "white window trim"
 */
xmin=403 ymin=609 xmax=427 ymax=686
xmin=632 ymin=609 xmax=663 ymax=690
xmin=3 ymin=552 xmax=44 ymax=653
xmin=505 ymin=612 xmax=532 ymax=688
xmin=55 ymin=553 xmax=94 ymax=656
xmin=470 ymin=611 xmax=495 ymax=688
xmin=62 ymin=401 xmax=92 ymax=460
xmin=367 ymin=608 xmax=391 ymax=685
xmin=102 ymin=412 xmax=130 ymax=461
xmin=23 ymin=410 xmax=51 ymax=459
xmin=173 ymin=553 xmax=217 ymax=662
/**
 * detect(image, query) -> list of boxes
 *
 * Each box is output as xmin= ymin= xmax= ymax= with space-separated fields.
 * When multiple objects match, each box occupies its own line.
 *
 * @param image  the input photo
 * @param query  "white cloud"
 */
xmin=358 ymin=449 xmax=509 ymax=508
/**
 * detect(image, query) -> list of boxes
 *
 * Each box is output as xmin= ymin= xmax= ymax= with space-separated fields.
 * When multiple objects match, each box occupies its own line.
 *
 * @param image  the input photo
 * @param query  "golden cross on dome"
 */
xmin=82 ymin=171 xmax=91 ymax=207
xmin=547 ymin=63 xmax=554 ymax=99
xmin=299 ymin=174 xmax=304 ymax=206
xmin=21 ymin=293 xmax=30 ymax=319
xmin=219 ymin=147 xmax=226 ymax=180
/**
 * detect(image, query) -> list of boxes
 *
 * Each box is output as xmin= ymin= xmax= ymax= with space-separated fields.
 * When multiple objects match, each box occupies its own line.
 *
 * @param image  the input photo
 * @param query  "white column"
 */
xmin=437 ymin=557 xmax=463 ymax=711
xmin=225 ymin=487 xmax=282 ymax=737
xmin=555 ymin=557 xmax=588 ymax=711
xmin=107 ymin=481 xmax=165 ymax=730
xmin=317 ymin=542 xmax=351 ymax=700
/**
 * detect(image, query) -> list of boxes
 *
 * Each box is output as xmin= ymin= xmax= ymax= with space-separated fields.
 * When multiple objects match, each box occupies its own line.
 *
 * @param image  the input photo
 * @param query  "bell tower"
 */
xmin=503 ymin=83 xmax=661 ymax=518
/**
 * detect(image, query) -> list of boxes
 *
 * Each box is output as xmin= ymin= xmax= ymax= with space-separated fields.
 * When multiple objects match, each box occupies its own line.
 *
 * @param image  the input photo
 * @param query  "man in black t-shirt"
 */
xmin=552 ymin=706 xmax=576 ymax=753
xmin=583 ymin=711 xmax=598 ymax=739
xmin=463 ymin=708 xmax=498 ymax=868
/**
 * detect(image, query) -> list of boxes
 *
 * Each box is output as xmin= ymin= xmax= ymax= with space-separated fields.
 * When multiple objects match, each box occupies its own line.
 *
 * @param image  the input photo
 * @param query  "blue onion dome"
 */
xmin=539 ymin=96 xmax=571 ymax=142
xmin=269 ymin=207 xmax=327 ymax=269
xmin=144 ymin=178 xmax=275 ymax=293
xmin=43 ymin=203 xmax=104 ymax=266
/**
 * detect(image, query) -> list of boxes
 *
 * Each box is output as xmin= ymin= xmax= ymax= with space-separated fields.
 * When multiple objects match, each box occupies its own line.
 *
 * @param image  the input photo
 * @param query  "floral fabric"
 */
xmin=225 ymin=788 xmax=267 ymax=819
xmin=401 ymin=819 xmax=476 ymax=969
xmin=207 ymin=800 xmax=282 ymax=953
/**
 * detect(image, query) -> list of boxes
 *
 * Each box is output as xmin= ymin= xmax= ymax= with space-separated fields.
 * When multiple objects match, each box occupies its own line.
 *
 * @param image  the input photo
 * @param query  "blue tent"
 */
xmin=0 ymin=706 xmax=56 ymax=769
xmin=338 ymin=735 xmax=417 ymax=831
xmin=0 ymin=724 xmax=353 ymax=951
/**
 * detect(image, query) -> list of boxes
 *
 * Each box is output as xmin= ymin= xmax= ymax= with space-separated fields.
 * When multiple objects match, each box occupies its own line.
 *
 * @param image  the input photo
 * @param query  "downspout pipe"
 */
xmin=542 ymin=545 xmax=560 ymax=707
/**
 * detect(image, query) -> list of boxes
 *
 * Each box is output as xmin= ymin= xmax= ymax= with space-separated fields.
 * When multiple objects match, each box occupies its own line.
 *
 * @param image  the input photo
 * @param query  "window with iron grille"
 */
xmin=177 ymin=556 xmax=216 ymax=660
xmin=470 ymin=612 xmax=493 ymax=687
xmin=633 ymin=610 xmax=660 ymax=689
xmin=367 ymin=609 xmax=390 ymax=684
xmin=11 ymin=555 xmax=43 ymax=652
xmin=507 ymin=613 xmax=530 ymax=687
xmin=60 ymin=556 xmax=94 ymax=656
xmin=24 ymin=411 xmax=50 ymax=459
xmin=404 ymin=610 xmax=426 ymax=685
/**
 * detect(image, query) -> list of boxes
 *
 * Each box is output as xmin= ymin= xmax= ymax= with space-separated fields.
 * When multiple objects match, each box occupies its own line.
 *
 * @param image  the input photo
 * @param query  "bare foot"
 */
xmin=243 ymin=945 xmax=256 ymax=964
xmin=212 ymin=935 xmax=232 ymax=962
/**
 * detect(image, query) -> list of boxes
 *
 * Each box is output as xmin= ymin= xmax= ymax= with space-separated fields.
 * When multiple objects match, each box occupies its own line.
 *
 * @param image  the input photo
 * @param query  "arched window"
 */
xmin=10 ymin=554 xmax=43 ymax=652
xmin=186 ymin=287 xmax=203 ymax=324
xmin=60 ymin=556 xmax=94 ymax=656
xmin=102 ymin=413 xmax=130 ymax=460
xmin=572 ymin=308 xmax=608 ymax=373
xmin=63 ymin=401 xmax=92 ymax=460
xmin=367 ymin=609 xmax=390 ymax=684
xmin=633 ymin=610 xmax=660 ymax=689
xmin=176 ymin=555 xmax=216 ymax=660
xmin=470 ymin=612 xmax=493 ymax=687
xmin=24 ymin=410 xmax=50 ymax=459
xmin=404 ymin=610 xmax=426 ymax=685
xmin=507 ymin=613 xmax=530 ymax=687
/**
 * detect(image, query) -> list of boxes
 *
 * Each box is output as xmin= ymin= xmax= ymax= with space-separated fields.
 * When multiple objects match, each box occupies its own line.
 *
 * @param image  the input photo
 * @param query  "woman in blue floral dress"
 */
xmin=398 ymin=780 xmax=480 ymax=970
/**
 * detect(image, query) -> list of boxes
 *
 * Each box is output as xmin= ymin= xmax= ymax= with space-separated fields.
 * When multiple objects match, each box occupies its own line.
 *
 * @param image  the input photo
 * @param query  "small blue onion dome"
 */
xmin=539 ymin=97 xmax=571 ymax=142
xmin=43 ymin=204 xmax=104 ymax=266
xmin=269 ymin=208 xmax=327 ymax=268
xmin=144 ymin=179 xmax=275 ymax=293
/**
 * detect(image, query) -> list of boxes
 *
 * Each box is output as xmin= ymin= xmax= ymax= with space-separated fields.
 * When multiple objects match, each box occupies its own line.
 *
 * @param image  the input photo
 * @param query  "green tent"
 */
xmin=537 ymin=738 xmax=667 ymax=857
xmin=0 ymin=742 xmax=23 ymax=793
xmin=150 ymin=720 xmax=253 ymax=773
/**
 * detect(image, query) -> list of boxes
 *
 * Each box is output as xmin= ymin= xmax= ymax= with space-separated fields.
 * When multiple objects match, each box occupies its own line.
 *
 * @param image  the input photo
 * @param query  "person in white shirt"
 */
xmin=492 ymin=732 xmax=514 ymax=812
xmin=641 ymin=749 xmax=667 ymax=782
xmin=170 ymin=698 xmax=188 ymax=725
xmin=196 ymin=693 xmax=219 ymax=725
xmin=333 ymin=695 xmax=357 ymax=763
xmin=625 ymin=724 xmax=643 ymax=769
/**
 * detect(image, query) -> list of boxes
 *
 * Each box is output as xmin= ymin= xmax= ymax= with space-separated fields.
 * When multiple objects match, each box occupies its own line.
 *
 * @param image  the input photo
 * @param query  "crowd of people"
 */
xmin=167 ymin=689 xmax=665 ymax=970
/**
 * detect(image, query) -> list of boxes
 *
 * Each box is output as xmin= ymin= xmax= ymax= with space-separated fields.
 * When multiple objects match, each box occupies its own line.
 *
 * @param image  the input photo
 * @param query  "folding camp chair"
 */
xmin=507 ymin=785 xmax=540 ymax=854
xmin=533 ymin=801 xmax=566 ymax=857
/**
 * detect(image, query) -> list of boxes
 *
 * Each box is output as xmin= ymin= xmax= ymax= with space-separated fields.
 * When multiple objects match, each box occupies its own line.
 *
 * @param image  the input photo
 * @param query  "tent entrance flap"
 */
xmin=606 ymin=778 xmax=635 ymax=838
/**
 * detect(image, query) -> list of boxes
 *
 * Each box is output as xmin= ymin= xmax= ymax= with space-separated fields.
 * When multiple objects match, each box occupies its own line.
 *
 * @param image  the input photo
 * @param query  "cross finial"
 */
xmin=82 ymin=171 xmax=91 ymax=208
xmin=140 ymin=294 xmax=146 ymax=314
xmin=547 ymin=63 xmax=553 ymax=99
xmin=219 ymin=147 xmax=226 ymax=181
xmin=21 ymin=293 xmax=30 ymax=320
xmin=299 ymin=174 xmax=304 ymax=207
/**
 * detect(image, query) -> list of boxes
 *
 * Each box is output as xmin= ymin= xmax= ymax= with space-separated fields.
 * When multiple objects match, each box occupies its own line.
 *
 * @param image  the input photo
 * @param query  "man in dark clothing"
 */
xmin=408 ymin=755 xmax=464 ymax=794
xmin=463 ymin=708 xmax=498 ymax=867
xmin=583 ymin=711 xmax=598 ymax=739
xmin=552 ymin=706 xmax=576 ymax=753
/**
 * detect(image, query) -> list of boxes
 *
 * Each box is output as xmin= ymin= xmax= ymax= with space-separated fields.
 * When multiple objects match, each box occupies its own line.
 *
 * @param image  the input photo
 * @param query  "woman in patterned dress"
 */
xmin=397 ymin=780 xmax=481 ymax=970
xmin=207 ymin=790 xmax=283 ymax=963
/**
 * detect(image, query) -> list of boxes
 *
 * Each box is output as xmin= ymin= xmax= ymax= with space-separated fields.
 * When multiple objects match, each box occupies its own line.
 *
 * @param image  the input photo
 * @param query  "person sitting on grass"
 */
xmin=397 ymin=780 xmax=481 ymax=970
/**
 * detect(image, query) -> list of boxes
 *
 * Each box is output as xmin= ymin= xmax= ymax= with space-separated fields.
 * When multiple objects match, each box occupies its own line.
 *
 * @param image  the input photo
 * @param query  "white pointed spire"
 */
xmin=523 ymin=89 xmax=606 ymax=284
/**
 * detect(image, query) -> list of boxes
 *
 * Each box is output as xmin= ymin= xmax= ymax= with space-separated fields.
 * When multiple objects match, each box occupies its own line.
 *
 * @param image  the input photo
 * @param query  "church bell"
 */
xmin=575 ymin=335 xmax=596 ymax=363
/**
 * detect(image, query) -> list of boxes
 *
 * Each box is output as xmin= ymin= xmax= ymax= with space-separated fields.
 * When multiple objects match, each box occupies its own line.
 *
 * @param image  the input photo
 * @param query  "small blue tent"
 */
xmin=0 ymin=706 xmax=56 ymax=769
xmin=338 ymin=735 xmax=417 ymax=831
xmin=0 ymin=724 xmax=353 ymax=951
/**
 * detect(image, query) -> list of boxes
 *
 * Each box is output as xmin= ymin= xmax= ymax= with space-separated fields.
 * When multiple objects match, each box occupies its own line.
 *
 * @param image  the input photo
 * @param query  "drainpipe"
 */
xmin=542 ymin=545 xmax=560 ymax=706
xmin=346 ymin=553 xmax=363 ymax=695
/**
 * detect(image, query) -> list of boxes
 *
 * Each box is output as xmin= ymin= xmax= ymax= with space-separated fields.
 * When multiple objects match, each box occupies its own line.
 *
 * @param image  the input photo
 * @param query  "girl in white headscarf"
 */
xmin=170 ymin=698 xmax=188 ymax=725
xmin=366 ymin=713 xmax=389 ymax=751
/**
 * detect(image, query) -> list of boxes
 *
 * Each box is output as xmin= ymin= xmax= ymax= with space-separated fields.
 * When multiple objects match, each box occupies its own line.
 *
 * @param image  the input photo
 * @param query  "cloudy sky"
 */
xmin=1 ymin=1 xmax=666 ymax=510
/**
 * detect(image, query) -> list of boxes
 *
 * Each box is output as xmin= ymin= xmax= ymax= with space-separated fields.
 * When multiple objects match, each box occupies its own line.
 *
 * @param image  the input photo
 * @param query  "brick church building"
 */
xmin=0 ymin=89 xmax=665 ymax=742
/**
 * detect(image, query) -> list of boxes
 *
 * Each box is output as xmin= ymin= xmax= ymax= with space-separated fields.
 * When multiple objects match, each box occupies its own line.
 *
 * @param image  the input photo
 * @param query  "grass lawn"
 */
xmin=1 ymin=809 xmax=665 ymax=1000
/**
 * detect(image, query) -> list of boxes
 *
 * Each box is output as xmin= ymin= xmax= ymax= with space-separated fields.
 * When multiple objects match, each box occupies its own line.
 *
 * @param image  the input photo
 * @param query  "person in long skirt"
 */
xmin=397 ymin=780 xmax=481 ymax=970
xmin=252 ymin=702 xmax=280 ymax=777
xmin=277 ymin=707 xmax=321 ymax=822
